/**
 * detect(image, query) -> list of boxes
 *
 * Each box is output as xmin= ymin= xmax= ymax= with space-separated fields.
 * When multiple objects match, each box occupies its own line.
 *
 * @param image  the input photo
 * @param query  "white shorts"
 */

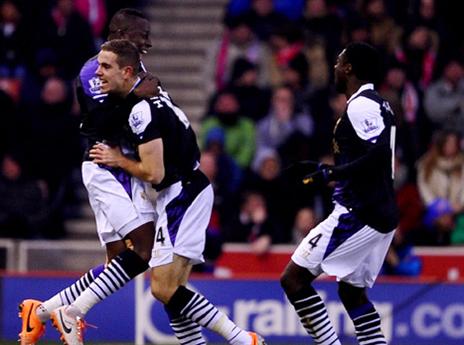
xmin=82 ymin=161 xmax=156 ymax=246
xmin=149 ymin=171 xmax=213 ymax=268
xmin=292 ymin=202 xmax=395 ymax=288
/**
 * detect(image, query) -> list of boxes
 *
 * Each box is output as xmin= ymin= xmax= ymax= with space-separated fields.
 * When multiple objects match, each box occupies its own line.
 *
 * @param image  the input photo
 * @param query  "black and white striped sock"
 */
xmin=349 ymin=302 xmax=387 ymax=345
xmin=166 ymin=286 xmax=251 ymax=345
xmin=38 ymin=264 xmax=105 ymax=322
xmin=288 ymin=287 xmax=341 ymax=345
xmin=72 ymin=250 xmax=148 ymax=315
xmin=165 ymin=305 xmax=206 ymax=345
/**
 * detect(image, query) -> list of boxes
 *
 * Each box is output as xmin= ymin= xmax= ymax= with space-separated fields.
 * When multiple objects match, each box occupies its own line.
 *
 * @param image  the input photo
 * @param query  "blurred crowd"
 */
xmin=196 ymin=0 xmax=464 ymax=273
xmin=1 ymin=0 xmax=464 ymax=275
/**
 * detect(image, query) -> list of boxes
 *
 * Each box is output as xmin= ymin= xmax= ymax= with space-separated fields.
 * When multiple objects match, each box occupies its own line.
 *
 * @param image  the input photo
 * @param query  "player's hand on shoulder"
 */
xmin=134 ymin=71 xmax=159 ymax=98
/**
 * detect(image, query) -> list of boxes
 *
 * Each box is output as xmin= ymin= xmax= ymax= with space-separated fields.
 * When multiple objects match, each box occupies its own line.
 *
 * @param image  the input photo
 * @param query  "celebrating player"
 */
xmin=89 ymin=39 xmax=266 ymax=345
xmin=280 ymin=42 xmax=399 ymax=345
xmin=19 ymin=9 xmax=205 ymax=345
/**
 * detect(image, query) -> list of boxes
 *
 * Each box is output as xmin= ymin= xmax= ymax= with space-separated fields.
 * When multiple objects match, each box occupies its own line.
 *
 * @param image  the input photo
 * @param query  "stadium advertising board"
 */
xmin=1 ymin=275 xmax=463 ymax=344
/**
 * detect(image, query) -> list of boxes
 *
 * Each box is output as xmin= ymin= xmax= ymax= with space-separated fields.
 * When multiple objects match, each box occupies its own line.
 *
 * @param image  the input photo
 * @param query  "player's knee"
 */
xmin=280 ymin=267 xmax=301 ymax=295
xmin=150 ymin=281 xmax=176 ymax=304
xmin=150 ymin=282 xmax=168 ymax=304
xmin=133 ymin=248 xmax=151 ymax=263
xmin=337 ymin=282 xmax=367 ymax=309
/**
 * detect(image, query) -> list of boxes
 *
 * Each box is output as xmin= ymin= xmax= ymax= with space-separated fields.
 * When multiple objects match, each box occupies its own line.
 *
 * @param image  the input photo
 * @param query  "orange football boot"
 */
xmin=18 ymin=299 xmax=46 ymax=345
xmin=249 ymin=331 xmax=267 ymax=345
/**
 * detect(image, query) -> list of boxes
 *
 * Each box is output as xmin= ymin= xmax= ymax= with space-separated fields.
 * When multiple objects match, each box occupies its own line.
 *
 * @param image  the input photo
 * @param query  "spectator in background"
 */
xmin=245 ymin=0 xmax=290 ymax=42
xmin=424 ymin=59 xmax=464 ymax=136
xmin=0 ymin=0 xmax=30 ymax=78
xmin=224 ymin=190 xmax=279 ymax=255
xmin=256 ymin=85 xmax=314 ymax=165
xmin=394 ymin=25 xmax=439 ymax=90
xmin=382 ymin=230 xmax=422 ymax=276
xmin=228 ymin=57 xmax=271 ymax=122
xmin=380 ymin=61 xmax=423 ymax=174
xmin=359 ymin=0 xmax=401 ymax=57
xmin=291 ymin=206 xmax=317 ymax=244
xmin=407 ymin=0 xmax=453 ymax=60
xmin=203 ymin=13 xmax=270 ymax=97
xmin=280 ymin=51 xmax=312 ymax=112
xmin=21 ymin=76 xmax=81 ymax=237
xmin=35 ymin=0 xmax=96 ymax=79
xmin=343 ymin=14 xmax=370 ymax=45
xmin=416 ymin=130 xmax=464 ymax=245
xmin=0 ymin=152 xmax=49 ymax=238
xmin=200 ymin=89 xmax=256 ymax=168
xmin=19 ymin=48 xmax=60 ymax=109
xmin=302 ymin=0 xmax=343 ymax=64
xmin=74 ymin=0 xmax=107 ymax=40
xmin=202 ymin=128 xmax=243 ymax=224
xmin=197 ymin=150 xmax=224 ymax=273
xmin=268 ymin=22 xmax=308 ymax=88
xmin=240 ymin=147 xmax=294 ymax=239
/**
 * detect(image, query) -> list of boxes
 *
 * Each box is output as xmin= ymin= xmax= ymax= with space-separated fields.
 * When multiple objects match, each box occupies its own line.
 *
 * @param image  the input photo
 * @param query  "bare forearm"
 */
xmin=118 ymin=155 xmax=161 ymax=184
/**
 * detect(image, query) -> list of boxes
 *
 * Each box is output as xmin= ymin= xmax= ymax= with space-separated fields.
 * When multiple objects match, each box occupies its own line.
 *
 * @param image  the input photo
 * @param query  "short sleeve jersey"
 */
xmin=127 ymin=87 xmax=201 ymax=191
xmin=77 ymin=56 xmax=144 ymax=151
xmin=332 ymin=83 xmax=399 ymax=232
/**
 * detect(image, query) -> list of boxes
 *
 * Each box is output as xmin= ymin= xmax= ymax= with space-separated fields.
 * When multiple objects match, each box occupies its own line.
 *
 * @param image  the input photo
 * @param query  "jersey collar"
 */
xmin=347 ymin=83 xmax=374 ymax=104
xmin=128 ymin=76 xmax=142 ymax=94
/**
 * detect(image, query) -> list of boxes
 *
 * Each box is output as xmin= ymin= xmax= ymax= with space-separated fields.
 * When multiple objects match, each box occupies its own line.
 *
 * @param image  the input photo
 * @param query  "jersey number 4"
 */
xmin=156 ymin=227 xmax=166 ymax=245
xmin=307 ymin=233 xmax=322 ymax=249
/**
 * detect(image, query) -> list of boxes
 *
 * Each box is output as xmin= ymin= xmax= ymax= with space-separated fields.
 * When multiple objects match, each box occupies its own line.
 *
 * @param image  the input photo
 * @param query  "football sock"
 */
xmin=37 ymin=264 xmax=105 ymax=322
xmin=287 ymin=286 xmax=341 ymax=345
xmin=71 ymin=250 xmax=148 ymax=315
xmin=348 ymin=302 xmax=387 ymax=345
xmin=164 ymin=305 xmax=206 ymax=345
xmin=166 ymin=286 xmax=252 ymax=345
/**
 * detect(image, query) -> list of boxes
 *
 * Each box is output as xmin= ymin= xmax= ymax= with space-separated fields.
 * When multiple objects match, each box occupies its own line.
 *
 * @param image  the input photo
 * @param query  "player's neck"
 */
xmin=345 ymin=79 xmax=366 ymax=99
xmin=120 ymin=77 xmax=139 ymax=97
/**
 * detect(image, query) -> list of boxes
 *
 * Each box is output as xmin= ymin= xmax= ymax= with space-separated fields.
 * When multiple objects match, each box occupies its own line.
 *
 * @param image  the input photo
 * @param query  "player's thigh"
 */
xmin=149 ymin=177 xmax=213 ymax=269
xmin=340 ymin=229 xmax=395 ymax=288
xmin=82 ymin=162 xmax=155 ymax=244
xmin=291 ymin=204 xmax=346 ymax=276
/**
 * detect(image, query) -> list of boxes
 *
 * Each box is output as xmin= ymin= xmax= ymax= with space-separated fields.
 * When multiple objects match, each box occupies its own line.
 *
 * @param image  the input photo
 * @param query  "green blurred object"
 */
xmin=451 ymin=214 xmax=464 ymax=244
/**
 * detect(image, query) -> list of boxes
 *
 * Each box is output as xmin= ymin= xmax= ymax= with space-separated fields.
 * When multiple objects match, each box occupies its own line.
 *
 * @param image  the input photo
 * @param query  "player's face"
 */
xmin=124 ymin=18 xmax=152 ymax=55
xmin=334 ymin=50 xmax=348 ymax=93
xmin=96 ymin=51 xmax=126 ymax=94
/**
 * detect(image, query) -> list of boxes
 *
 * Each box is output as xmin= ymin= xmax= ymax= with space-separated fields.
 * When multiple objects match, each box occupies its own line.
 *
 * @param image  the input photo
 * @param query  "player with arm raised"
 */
xmin=280 ymin=42 xmax=399 ymax=345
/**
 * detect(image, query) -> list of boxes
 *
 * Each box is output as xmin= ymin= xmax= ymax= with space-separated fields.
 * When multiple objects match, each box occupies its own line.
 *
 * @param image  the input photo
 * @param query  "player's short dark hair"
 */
xmin=344 ymin=42 xmax=381 ymax=83
xmin=101 ymin=39 xmax=140 ymax=71
xmin=108 ymin=8 xmax=148 ymax=38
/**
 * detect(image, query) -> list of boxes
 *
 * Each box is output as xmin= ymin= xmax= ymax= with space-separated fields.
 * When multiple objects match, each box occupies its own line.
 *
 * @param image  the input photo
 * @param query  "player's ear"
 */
xmin=345 ymin=63 xmax=352 ymax=75
xmin=122 ymin=65 xmax=135 ymax=77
